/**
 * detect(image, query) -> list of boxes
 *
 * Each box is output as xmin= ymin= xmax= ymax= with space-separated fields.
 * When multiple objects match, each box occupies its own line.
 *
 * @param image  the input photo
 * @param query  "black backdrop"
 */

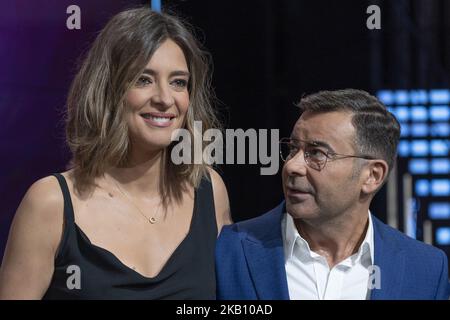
xmin=165 ymin=0 xmax=374 ymax=221
xmin=164 ymin=0 xmax=450 ymax=222
xmin=1 ymin=0 xmax=449 ymax=259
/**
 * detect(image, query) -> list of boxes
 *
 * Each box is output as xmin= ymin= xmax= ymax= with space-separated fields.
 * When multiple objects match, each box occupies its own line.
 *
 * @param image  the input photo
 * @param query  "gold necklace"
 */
xmin=109 ymin=176 xmax=161 ymax=224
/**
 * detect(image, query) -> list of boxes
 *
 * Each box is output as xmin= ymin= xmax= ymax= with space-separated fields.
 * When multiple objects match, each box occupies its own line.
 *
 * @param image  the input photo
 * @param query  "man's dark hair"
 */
xmin=296 ymin=89 xmax=401 ymax=172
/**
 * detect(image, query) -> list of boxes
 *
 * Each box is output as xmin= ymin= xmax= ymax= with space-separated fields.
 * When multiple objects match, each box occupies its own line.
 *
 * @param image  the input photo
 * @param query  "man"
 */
xmin=216 ymin=89 xmax=449 ymax=300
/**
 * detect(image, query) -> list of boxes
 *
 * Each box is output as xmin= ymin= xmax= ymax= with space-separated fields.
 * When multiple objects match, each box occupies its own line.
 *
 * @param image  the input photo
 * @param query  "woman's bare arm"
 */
xmin=0 ymin=176 xmax=63 ymax=299
xmin=208 ymin=168 xmax=232 ymax=233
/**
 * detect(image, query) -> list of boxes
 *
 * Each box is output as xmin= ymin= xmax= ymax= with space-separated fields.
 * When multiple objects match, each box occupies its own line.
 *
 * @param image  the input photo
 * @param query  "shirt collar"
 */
xmin=282 ymin=211 xmax=374 ymax=266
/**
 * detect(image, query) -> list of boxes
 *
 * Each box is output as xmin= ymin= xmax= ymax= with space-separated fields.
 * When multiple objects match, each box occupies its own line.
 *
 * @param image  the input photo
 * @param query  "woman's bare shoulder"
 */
xmin=0 ymin=175 xmax=65 ymax=299
xmin=25 ymin=175 xmax=64 ymax=208
xmin=206 ymin=167 xmax=232 ymax=230
xmin=17 ymin=174 xmax=66 ymax=235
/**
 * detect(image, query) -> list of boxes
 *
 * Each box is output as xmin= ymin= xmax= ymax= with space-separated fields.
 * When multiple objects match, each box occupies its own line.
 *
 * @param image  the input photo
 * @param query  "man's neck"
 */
xmin=294 ymin=210 xmax=369 ymax=269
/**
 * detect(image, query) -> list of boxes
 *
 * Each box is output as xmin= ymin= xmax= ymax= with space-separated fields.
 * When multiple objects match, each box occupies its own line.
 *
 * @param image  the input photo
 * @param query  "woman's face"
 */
xmin=125 ymin=39 xmax=190 ymax=153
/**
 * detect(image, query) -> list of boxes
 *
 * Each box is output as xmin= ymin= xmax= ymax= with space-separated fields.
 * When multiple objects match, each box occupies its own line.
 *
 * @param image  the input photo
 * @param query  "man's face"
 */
xmin=282 ymin=110 xmax=365 ymax=222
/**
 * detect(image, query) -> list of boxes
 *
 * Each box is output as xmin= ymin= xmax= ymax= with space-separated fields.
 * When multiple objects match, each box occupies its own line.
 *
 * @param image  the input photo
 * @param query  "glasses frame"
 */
xmin=279 ymin=137 xmax=376 ymax=171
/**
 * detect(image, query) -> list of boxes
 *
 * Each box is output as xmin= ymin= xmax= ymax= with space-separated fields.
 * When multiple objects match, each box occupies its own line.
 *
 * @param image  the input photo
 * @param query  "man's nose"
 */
xmin=151 ymin=83 xmax=175 ymax=108
xmin=284 ymin=149 xmax=308 ymax=177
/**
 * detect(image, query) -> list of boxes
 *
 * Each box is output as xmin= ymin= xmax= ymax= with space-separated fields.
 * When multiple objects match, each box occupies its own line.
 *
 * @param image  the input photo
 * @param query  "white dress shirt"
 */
xmin=282 ymin=212 xmax=374 ymax=300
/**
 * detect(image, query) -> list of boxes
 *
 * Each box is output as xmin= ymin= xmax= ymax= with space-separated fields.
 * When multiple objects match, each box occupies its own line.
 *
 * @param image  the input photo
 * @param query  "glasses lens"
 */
xmin=279 ymin=142 xmax=289 ymax=161
xmin=304 ymin=146 xmax=327 ymax=170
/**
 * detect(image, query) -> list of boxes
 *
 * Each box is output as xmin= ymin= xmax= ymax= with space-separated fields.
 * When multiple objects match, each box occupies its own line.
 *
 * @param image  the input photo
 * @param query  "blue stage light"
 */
xmin=409 ymin=159 xmax=429 ymax=174
xmin=430 ymin=140 xmax=449 ymax=156
xmin=151 ymin=0 xmax=161 ymax=12
xmin=431 ymin=159 xmax=450 ymax=174
xmin=395 ymin=90 xmax=409 ymax=104
xmin=395 ymin=106 xmax=410 ymax=121
xmin=430 ymin=105 xmax=450 ymax=121
xmin=411 ymin=123 xmax=428 ymax=137
xmin=398 ymin=140 xmax=410 ymax=157
xmin=431 ymin=179 xmax=450 ymax=196
xmin=415 ymin=179 xmax=429 ymax=196
xmin=411 ymin=140 xmax=429 ymax=157
xmin=409 ymin=90 xmax=428 ymax=104
xmin=430 ymin=89 xmax=450 ymax=104
xmin=411 ymin=106 xmax=428 ymax=121
xmin=429 ymin=203 xmax=450 ymax=219
xmin=436 ymin=227 xmax=450 ymax=245
xmin=400 ymin=124 xmax=409 ymax=137
xmin=430 ymin=123 xmax=450 ymax=137
xmin=377 ymin=90 xmax=394 ymax=105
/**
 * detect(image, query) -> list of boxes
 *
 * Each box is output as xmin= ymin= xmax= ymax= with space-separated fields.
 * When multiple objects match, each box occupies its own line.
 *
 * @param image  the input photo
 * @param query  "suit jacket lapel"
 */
xmin=370 ymin=216 xmax=406 ymax=300
xmin=242 ymin=202 xmax=290 ymax=300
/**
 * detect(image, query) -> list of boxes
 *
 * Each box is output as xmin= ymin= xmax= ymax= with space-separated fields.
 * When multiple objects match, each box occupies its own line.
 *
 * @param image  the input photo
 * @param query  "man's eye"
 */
xmin=136 ymin=76 xmax=152 ymax=86
xmin=289 ymin=146 xmax=299 ymax=155
xmin=308 ymin=148 xmax=326 ymax=159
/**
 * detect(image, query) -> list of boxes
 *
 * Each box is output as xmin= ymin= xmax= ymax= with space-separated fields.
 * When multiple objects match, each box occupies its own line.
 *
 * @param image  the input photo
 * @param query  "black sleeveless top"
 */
xmin=43 ymin=173 xmax=218 ymax=300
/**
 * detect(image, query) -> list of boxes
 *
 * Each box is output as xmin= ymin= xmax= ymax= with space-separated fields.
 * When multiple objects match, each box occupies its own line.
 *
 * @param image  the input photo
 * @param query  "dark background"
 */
xmin=1 ymin=0 xmax=449 ymax=262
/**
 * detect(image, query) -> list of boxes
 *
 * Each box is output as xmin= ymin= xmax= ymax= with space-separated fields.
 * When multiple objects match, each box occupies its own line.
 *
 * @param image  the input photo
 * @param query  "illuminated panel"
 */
xmin=430 ymin=89 xmax=450 ymax=104
xmin=409 ymin=159 xmax=429 ymax=174
xmin=429 ymin=203 xmax=450 ymax=219
xmin=395 ymin=90 xmax=409 ymax=104
xmin=430 ymin=140 xmax=449 ymax=156
xmin=415 ymin=179 xmax=429 ymax=196
xmin=430 ymin=123 xmax=450 ymax=137
xmin=395 ymin=106 xmax=410 ymax=122
xmin=430 ymin=106 xmax=450 ymax=121
xmin=411 ymin=106 xmax=428 ymax=121
xmin=400 ymin=124 xmax=409 ymax=137
xmin=151 ymin=0 xmax=161 ymax=12
xmin=431 ymin=159 xmax=450 ymax=174
xmin=411 ymin=140 xmax=428 ymax=157
xmin=378 ymin=90 xmax=394 ymax=105
xmin=377 ymin=89 xmax=450 ymax=247
xmin=436 ymin=227 xmax=450 ymax=245
xmin=411 ymin=123 xmax=428 ymax=137
xmin=431 ymin=179 xmax=450 ymax=197
xmin=398 ymin=140 xmax=410 ymax=157
xmin=409 ymin=90 xmax=428 ymax=104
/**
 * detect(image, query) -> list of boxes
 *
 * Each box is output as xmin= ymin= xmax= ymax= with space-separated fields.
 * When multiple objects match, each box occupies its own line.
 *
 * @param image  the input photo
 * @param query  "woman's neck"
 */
xmin=106 ymin=149 xmax=163 ymax=196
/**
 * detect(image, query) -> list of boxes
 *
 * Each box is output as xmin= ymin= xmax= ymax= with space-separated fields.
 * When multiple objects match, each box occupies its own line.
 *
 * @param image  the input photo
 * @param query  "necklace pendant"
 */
xmin=149 ymin=217 xmax=156 ymax=224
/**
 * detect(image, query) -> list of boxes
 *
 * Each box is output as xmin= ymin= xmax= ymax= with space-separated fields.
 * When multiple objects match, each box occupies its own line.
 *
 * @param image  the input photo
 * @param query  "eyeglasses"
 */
xmin=279 ymin=137 xmax=376 ymax=171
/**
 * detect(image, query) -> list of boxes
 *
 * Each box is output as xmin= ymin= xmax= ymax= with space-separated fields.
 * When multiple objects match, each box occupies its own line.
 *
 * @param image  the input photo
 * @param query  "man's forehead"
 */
xmin=291 ymin=111 xmax=356 ymax=150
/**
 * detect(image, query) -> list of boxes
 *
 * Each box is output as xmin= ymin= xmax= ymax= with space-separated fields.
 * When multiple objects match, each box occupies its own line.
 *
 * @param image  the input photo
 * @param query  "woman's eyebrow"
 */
xmin=142 ymin=68 xmax=190 ymax=77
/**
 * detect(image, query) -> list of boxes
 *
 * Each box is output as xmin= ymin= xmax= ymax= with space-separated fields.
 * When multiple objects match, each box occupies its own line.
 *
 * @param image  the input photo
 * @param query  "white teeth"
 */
xmin=150 ymin=116 xmax=171 ymax=123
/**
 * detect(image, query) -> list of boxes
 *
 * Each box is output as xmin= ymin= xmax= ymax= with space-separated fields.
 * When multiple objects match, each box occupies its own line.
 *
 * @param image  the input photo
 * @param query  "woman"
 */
xmin=0 ymin=7 xmax=231 ymax=299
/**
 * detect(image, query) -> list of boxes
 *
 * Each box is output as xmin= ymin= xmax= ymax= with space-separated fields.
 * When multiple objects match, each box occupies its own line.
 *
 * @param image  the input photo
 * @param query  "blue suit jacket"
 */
xmin=216 ymin=201 xmax=450 ymax=300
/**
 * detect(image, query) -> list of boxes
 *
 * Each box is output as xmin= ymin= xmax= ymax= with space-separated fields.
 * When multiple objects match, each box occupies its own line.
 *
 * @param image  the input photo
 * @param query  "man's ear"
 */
xmin=361 ymin=160 xmax=389 ymax=194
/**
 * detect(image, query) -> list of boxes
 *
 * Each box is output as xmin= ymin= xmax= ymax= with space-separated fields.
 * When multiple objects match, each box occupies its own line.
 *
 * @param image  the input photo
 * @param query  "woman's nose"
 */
xmin=151 ymin=83 xmax=175 ymax=108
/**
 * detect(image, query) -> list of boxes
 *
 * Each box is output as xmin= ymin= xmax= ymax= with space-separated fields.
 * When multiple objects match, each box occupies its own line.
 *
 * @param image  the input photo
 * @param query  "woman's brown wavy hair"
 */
xmin=66 ymin=7 xmax=220 ymax=206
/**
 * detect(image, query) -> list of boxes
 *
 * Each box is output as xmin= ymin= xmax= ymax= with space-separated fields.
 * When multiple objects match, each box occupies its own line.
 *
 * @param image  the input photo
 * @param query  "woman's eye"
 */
xmin=136 ymin=76 xmax=152 ymax=86
xmin=171 ymin=79 xmax=188 ymax=88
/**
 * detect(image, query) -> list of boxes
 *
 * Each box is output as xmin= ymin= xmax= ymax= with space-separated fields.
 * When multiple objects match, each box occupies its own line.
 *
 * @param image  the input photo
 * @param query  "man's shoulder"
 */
xmin=372 ymin=215 xmax=446 ymax=260
xmin=219 ymin=202 xmax=285 ymax=241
